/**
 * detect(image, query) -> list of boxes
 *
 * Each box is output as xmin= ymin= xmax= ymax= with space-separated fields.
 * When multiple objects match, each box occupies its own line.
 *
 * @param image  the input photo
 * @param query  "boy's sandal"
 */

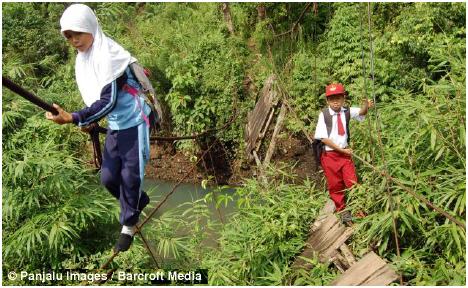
xmin=340 ymin=211 xmax=353 ymax=224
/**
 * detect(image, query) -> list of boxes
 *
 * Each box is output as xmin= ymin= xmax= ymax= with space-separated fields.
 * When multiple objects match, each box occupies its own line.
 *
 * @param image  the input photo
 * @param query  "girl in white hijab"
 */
xmin=46 ymin=4 xmax=154 ymax=252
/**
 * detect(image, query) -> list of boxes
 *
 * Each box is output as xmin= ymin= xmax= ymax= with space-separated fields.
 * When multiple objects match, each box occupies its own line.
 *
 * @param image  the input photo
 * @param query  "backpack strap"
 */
xmin=344 ymin=107 xmax=351 ymax=142
xmin=129 ymin=62 xmax=164 ymax=128
xmin=322 ymin=108 xmax=333 ymax=137
xmin=123 ymin=83 xmax=151 ymax=128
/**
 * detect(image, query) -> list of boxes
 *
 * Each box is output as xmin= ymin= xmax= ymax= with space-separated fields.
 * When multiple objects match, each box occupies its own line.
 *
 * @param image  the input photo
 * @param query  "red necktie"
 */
xmin=337 ymin=112 xmax=345 ymax=136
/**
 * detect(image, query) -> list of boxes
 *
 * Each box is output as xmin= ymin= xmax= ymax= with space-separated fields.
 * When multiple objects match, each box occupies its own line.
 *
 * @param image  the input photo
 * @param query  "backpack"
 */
xmin=128 ymin=62 xmax=164 ymax=131
xmin=312 ymin=107 xmax=351 ymax=167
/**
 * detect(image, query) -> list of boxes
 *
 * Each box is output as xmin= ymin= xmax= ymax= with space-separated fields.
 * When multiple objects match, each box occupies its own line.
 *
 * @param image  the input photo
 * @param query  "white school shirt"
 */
xmin=314 ymin=107 xmax=365 ymax=151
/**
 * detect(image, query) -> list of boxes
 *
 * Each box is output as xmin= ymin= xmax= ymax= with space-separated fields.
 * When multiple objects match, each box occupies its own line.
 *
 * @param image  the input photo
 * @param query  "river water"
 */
xmin=139 ymin=179 xmax=238 ymax=264
xmin=143 ymin=179 xmax=237 ymax=219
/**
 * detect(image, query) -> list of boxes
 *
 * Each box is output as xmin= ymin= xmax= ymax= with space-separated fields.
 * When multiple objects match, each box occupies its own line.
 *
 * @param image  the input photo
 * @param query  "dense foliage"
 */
xmin=2 ymin=2 xmax=465 ymax=285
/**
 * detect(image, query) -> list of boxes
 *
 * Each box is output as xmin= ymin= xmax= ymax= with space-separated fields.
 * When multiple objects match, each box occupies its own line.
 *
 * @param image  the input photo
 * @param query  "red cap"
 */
xmin=325 ymin=83 xmax=346 ymax=97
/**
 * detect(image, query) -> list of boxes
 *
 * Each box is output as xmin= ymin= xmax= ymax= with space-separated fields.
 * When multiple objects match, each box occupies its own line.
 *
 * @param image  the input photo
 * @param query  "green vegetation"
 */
xmin=2 ymin=2 xmax=465 ymax=285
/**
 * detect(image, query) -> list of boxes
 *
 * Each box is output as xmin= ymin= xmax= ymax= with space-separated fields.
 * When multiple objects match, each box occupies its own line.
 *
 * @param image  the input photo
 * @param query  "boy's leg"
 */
xmin=340 ymin=156 xmax=357 ymax=225
xmin=101 ymin=130 xmax=122 ymax=200
xmin=321 ymin=152 xmax=346 ymax=212
xmin=342 ymin=157 xmax=358 ymax=189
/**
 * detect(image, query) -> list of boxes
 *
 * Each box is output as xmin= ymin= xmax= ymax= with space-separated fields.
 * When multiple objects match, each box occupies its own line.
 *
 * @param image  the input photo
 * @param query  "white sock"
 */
xmin=121 ymin=225 xmax=136 ymax=236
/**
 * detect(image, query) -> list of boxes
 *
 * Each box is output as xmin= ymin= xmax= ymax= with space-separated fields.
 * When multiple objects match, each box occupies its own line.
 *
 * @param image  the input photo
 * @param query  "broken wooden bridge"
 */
xmin=292 ymin=200 xmax=399 ymax=286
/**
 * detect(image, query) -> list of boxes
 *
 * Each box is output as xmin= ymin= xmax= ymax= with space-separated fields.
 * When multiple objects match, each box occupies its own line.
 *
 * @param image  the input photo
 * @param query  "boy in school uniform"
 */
xmin=314 ymin=83 xmax=373 ymax=224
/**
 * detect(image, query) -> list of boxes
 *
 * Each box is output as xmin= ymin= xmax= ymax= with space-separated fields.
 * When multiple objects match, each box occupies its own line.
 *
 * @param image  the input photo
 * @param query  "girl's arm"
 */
xmin=71 ymin=79 xmax=118 ymax=126
xmin=46 ymin=76 xmax=122 ymax=126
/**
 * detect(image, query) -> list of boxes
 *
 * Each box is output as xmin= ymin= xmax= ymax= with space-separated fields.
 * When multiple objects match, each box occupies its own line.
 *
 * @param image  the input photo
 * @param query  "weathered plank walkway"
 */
xmin=292 ymin=207 xmax=355 ymax=272
xmin=244 ymin=74 xmax=279 ymax=160
xmin=292 ymin=200 xmax=398 ymax=286
xmin=331 ymin=251 xmax=398 ymax=286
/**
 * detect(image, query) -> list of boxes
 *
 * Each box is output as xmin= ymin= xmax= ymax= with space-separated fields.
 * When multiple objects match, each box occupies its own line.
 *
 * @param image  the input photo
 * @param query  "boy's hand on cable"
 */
xmin=363 ymin=99 xmax=374 ymax=109
xmin=45 ymin=104 xmax=73 ymax=125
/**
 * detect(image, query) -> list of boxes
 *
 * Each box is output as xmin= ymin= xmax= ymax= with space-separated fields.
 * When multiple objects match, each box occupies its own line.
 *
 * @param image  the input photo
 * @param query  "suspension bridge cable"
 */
xmin=365 ymin=4 xmax=403 ymax=284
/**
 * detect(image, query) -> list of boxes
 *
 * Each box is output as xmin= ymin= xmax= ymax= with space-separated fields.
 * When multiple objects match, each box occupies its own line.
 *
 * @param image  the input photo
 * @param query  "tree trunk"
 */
xmin=136 ymin=2 xmax=146 ymax=14
xmin=221 ymin=3 xmax=235 ymax=35
xmin=257 ymin=4 xmax=266 ymax=21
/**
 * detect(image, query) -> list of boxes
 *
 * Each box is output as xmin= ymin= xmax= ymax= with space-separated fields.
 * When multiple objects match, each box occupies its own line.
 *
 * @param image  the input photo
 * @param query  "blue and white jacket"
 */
xmin=71 ymin=67 xmax=152 ymax=131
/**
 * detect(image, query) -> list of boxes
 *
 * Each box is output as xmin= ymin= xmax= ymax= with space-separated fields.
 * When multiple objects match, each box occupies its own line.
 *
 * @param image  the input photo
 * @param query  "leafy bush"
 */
xmin=203 ymin=176 xmax=331 ymax=285
xmin=2 ymin=91 xmax=119 ymax=273
xmin=2 ymin=3 xmax=69 ymax=86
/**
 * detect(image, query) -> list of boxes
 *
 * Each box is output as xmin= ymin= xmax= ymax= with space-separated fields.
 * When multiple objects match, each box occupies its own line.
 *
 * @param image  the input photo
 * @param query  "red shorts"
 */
xmin=320 ymin=151 xmax=358 ymax=211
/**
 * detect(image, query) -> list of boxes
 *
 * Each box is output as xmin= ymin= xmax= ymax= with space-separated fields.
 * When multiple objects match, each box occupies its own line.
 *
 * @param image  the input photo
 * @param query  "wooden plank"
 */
xmin=255 ymin=107 xmax=275 ymax=152
xmin=253 ymin=150 xmax=262 ymax=167
xmin=331 ymin=256 xmax=346 ymax=273
xmin=258 ymin=107 xmax=275 ymax=140
xmin=252 ymin=151 xmax=268 ymax=185
xmin=330 ymin=252 xmax=384 ymax=285
xmin=310 ymin=200 xmax=336 ymax=231
xmin=291 ymin=248 xmax=317 ymax=270
xmin=310 ymin=214 xmax=329 ymax=232
xmin=245 ymin=75 xmax=278 ymax=157
xmin=308 ymin=215 xmax=346 ymax=253
xmin=292 ymin=216 xmax=339 ymax=269
xmin=264 ymin=102 xmax=287 ymax=166
xmin=247 ymin=82 xmax=272 ymax=145
xmin=363 ymin=265 xmax=399 ymax=286
xmin=330 ymin=252 xmax=397 ymax=286
xmin=320 ymin=227 xmax=353 ymax=260
xmin=308 ymin=214 xmax=340 ymax=244
xmin=311 ymin=222 xmax=345 ymax=253
xmin=292 ymin=202 xmax=397 ymax=287
xmin=339 ymin=244 xmax=357 ymax=267
xmin=332 ymin=253 xmax=349 ymax=271
xmin=294 ymin=214 xmax=354 ymax=268
xmin=292 ymin=205 xmax=354 ymax=274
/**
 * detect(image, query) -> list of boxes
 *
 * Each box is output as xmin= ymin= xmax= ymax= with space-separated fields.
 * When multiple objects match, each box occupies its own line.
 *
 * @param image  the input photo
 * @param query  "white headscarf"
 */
xmin=60 ymin=4 xmax=136 ymax=106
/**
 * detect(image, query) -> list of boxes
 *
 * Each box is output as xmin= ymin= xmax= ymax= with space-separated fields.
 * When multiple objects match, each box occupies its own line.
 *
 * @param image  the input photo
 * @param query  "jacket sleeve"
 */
xmin=71 ymin=80 xmax=118 ymax=127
